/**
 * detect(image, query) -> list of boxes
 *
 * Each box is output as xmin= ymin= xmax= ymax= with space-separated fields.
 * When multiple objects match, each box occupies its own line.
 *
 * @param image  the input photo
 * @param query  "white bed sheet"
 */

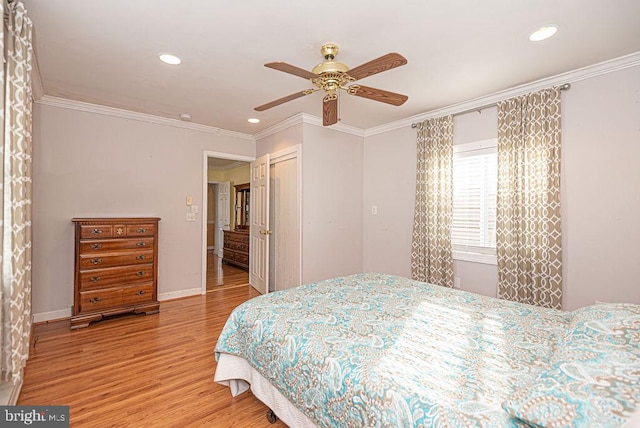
xmin=214 ymin=352 xmax=316 ymax=428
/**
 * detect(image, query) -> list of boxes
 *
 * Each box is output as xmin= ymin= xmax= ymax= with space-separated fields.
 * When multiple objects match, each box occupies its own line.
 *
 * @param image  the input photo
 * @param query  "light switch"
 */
xmin=186 ymin=195 xmax=193 ymax=206
xmin=186 ymin=212 xmax=196 ymax=222
xmin=191 ymin=205 xmax=198 ymax=214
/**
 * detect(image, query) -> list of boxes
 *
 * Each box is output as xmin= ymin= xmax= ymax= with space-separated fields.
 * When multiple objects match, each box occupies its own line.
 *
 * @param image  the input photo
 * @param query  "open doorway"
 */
xmin=205 ymin=182 xmax=249 ymax=292
xmin=201 ymin=152 xmax=254 ymax=294
xmin=201 ymin=147 xmax=302 ymax=295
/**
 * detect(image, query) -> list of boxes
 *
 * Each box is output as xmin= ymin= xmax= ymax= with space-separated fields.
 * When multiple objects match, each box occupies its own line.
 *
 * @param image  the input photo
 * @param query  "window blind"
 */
xmin=452 ymin=148 xmax=497 ymax=252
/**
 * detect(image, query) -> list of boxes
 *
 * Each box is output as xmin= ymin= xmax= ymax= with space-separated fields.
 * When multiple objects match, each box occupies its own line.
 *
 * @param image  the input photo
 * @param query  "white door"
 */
xmin=269 ymin=156 xmax=300 ymax=291
xmin=250 ymin=154 xmax=270 ymax=294
xmin=217 ymin=181 xmax=231 ymax=257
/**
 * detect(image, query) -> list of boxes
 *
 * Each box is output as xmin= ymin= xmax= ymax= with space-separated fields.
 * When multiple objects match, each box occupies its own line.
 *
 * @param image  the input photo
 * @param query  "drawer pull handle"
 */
xmin=90 ymin=297 xmax=102 ymax=303
xmin=136 ymin=255 xmax=145 ymax=260
xmin=90 ymin=258 xmax=102 ymax=265
xmin=136 ymin=271 xmax=145 ymax=277
xmin=136 ymin=290 xmax=146 ymax=296
xmin=90 ymin=276 xmax=101 ymax=282
xmin=91 ymin=228 xmax=103 ymax=234
xmin=91 ymin=243 xmax=102 ymax=249
xmin=137 ymin=228 xmax=147 ymax=233
xmin=136 ymin=242 xmax=146 ymax=247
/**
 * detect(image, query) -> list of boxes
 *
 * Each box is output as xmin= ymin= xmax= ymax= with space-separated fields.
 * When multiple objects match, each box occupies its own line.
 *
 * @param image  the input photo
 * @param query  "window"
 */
xmin=452 ymin=139 xmax=497 ymax=264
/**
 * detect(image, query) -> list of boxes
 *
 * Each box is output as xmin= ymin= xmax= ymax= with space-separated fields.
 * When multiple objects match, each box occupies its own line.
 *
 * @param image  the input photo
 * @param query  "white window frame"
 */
xmin=452 ymin=138 xmax=498 ymax=265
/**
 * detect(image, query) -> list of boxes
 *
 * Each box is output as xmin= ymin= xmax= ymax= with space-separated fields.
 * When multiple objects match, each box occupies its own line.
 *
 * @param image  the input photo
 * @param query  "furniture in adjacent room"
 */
xmin=221 ymin=183 xmax=251 ymax=271
xmin=234 ymin=183 xmax=250 ymax=230
xmin=71 ymin=217 xmax=160 ymax=329
xmin=222 ymin=229 xmax=249 ymax=271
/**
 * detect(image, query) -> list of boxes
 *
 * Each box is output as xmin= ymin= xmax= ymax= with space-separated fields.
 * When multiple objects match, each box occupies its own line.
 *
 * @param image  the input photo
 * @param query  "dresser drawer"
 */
xmin=80 ymin=225 xmax=114 ymax=239
xmin=122 ymin=283 xmax=154 ymax=305
xmin=79 ymin=237 xmax=154 ymax=253
xmin=126 ymin=224 xmax=155 ymax=237
xmin=79 ymin=250 xmax=154 ymax=269
xmin=224 ymin=249 xmax=249 ymax=266
xmin=225 ymin=231 xmax=249 ymax=242
xmin=226 ymin=240 xmax=249 ymax=252
xmin=79 ymin=287 xmax=122 ymax=312
xmin=79 ymin=264 xmax=154 ymax=290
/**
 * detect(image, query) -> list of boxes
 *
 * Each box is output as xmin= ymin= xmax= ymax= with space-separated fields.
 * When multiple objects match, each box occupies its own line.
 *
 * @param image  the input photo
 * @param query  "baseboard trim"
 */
xmin=32 ymin=308 xmax=72 ymax=323
xmin=32 ymin=288 xmax=203 ymax=322
xmin=158 ymin=288 xmax=202 ymax=301
xmin=0 ymin=380 xmax=22 ymax=405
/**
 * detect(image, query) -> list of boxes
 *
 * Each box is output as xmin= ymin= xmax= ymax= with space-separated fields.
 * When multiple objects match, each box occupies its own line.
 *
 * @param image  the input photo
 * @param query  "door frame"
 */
xmin=201 ymin=151 xmax=255 ymax=295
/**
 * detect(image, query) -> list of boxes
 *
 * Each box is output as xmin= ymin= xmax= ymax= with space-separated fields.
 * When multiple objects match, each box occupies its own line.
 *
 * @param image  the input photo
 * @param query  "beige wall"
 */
xmin=301 ymin=125 xmax=364 ymax=283
xmin=32 ymin=103 xmax=255 ymax=319
xmin=362 ymin=64 xmax=640 ymax=310
xmin=561 ymin=65 xmax=640 ymax=309
xmin=207 ymin=170 xmax=224 ymax=182
xmin=207 ymin=164 xmax=251 ymax=229
xmin=362 ymin=126 xmax=416 ymax=277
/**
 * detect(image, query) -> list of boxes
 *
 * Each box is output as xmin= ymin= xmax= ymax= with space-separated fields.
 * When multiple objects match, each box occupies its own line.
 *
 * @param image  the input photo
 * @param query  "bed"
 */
xmin=214 ymin=273 xmax=640 ymax=427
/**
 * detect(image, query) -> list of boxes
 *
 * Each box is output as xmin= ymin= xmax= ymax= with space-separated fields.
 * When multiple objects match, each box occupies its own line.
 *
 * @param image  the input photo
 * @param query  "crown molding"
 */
xmin=254 ymin=112 xmax=365 ymax=140
xmin=33 ymin=51 xmax=639 ymax=141
xmin=364 ymin=51 xmax=640 ymax=137
xmin=35 ymin=95 xmax=255 ymax=141
xmin=253 ymin=113 xmax=306 ymax=140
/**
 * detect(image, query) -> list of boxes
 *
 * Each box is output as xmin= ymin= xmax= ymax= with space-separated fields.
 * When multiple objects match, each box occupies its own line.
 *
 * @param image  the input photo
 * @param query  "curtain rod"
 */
xmin=411 ymin=83 xmax=571 ymax=128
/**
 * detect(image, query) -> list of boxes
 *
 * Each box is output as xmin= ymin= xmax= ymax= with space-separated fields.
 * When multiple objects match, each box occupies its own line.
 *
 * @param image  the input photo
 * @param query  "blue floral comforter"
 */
xmin=214 ymin=273 xmax=571 ymax=427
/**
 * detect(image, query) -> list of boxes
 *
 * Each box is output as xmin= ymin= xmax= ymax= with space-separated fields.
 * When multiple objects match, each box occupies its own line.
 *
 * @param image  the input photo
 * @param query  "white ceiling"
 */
xmin=24 ymin=0 xmax=640 ymax=135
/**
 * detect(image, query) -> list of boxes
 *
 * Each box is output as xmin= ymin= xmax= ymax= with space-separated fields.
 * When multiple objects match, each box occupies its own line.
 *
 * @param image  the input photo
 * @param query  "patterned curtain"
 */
xmin=411 ymin=116 xmax=454 ymax=287
xmin=496 ymin=88 xmax=562 ymax=309
xmin=0 ymin=0 xmax=33 ymax=385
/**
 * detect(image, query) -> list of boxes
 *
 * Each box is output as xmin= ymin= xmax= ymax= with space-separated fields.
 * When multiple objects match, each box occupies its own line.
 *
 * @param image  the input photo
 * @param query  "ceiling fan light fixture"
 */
xmin=159 ymin=53 xmax=182 ymax=65
xmin=529 ymin=25 xmax=558 ymax=42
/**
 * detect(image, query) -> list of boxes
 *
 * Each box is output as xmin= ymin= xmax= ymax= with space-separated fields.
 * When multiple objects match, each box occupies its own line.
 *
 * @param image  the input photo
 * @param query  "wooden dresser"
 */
xmin=71 ymin=217 xmax=160 ymax=329
xmin=222 ymin=230 xmax=249 ymax=271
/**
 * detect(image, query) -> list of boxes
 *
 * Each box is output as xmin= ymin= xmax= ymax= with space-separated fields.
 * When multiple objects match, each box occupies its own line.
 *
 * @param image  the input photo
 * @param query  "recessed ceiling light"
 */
xmin=159 ymin=53 xmax=181 ymax=65
xmin=529 ymin=25 xmax=558 ymax=42
xmin=248 ymin=118 xmax=260 ymax=124
xmin=179 ymin=113 xmax=191 ymax=122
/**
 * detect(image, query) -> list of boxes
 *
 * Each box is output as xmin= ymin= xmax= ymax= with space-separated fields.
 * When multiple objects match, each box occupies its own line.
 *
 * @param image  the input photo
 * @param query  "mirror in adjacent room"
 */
xmin=234 ymin=183 xmax=250 ymax=230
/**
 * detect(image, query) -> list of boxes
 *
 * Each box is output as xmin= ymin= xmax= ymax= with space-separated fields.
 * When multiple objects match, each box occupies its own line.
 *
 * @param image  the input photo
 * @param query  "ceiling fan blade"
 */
xmin=264 ymin=62 xmax=317 ymax=80
xmin=254 ymin=91 xmax=311 ymax=111
xmin=350 ymin=85 xmax=408 ymax=106
xmin=323 ymin=97 xmax=338 ymax=126
xmin=346 ymin=53 xmax=407 ymax=81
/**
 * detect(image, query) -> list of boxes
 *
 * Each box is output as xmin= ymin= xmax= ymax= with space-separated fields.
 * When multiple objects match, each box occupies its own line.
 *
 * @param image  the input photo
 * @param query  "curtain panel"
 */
xmin=496 ymin=88 xmax=562 ymax=309
xmin=411 ymin=115 xmax=454 ymax=288
xmin=0 ymin=0 xmax=33 ymax=385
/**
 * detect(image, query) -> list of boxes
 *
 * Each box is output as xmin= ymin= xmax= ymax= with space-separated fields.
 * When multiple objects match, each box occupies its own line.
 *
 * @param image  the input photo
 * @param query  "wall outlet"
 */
xmin=186 ymin=212 xmax=196 ymax=222
xmin=371 ymin=205 xmax=378 ymax=215
xmin=454 ymin=277 xmax=461 ymax=289
xmin=191 ymin=205 xmax=198 ymax=214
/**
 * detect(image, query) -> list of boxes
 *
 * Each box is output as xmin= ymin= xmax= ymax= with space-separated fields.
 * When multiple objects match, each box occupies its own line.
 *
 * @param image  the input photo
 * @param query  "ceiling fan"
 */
xmin=255 ymin=43 xmax=408 ymax=126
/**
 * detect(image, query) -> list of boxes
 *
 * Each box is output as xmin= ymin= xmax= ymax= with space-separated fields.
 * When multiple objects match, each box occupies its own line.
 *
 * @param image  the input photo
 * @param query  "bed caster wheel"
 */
xmin=266 ymin=409 xmax=278 ymax=424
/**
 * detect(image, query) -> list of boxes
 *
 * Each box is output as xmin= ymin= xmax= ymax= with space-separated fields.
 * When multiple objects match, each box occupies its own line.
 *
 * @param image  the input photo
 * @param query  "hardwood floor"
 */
xmin=207 ymin=251 xmax=249 ymax=292
xmin=19 ymin=286 xmax=288 ymax=427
